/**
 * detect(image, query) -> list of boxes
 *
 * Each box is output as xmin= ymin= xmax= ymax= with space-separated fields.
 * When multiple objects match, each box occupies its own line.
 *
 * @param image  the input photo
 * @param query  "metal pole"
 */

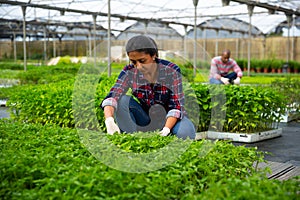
xmin=13 ymin=31 xmax=17 ymax=63
xmin=184 ymin=26 xmax=188 ymax=59
xmin=21 ymin=5 xmax=27 ymax=71
xmin=291 ymin=16 xmax=295 ymax=61
xmin=262 ymin=36 xmax=266 ymax=60
xmin=286 ymin=14 xmax=292 ymax=64
xmin=203 ymin=29 xmax=206 ymax=62
xmin=247 ymin=17 xmax=251 ymax=76
xmin=44 ymin=25 xmax=47 ymax=64
xmin=108 ymin=0 xmax=111 ymax=77
xmin=247 ymin=5 xmax=254 ymax=77
xmin=88 ymin=29 xmax=92 ymax=58
xmin=53 ymin=35 xmax=56 ymax=58
xmin=215 ymin=30 xmax=219 ymax=56
xmin=93 ymin=14 xmax=97 ymax=68
xmin=193 ymin=0 xmax=199 ymax=77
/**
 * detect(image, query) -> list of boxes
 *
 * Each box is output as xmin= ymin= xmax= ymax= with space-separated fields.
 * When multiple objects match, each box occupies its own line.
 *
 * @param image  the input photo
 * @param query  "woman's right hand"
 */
xmin=105 ymin=117 xmax=121 ymax=135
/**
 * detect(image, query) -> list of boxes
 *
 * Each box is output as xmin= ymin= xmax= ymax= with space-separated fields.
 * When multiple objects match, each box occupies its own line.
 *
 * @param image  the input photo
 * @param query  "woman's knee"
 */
xmin=172 ymin=117 xmax=196 ymax=140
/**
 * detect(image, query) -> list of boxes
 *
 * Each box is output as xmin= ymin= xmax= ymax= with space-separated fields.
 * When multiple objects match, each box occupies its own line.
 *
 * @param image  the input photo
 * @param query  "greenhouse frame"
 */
xmin=0 ymin=0 xmax=300 ymax=75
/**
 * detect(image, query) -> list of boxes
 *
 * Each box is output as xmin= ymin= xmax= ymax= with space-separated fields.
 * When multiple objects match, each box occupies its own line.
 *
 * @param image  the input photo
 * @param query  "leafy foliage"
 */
xmin=2 ymin=120 xmax=298 ymax=200
xmin=271 ymin=77 xmax=300 ymax=116
xmin=191 ymin=84 xmax=287 ymax=133
xmin=7 ymin=80 xmax=75 ymax=127
xmin=7 ymin=75 xmax=288 ymax=133
xmin=223 ymin=85 xmax=287 ymax=132
xmin=16 ymin=65 xmax=79 ymax=84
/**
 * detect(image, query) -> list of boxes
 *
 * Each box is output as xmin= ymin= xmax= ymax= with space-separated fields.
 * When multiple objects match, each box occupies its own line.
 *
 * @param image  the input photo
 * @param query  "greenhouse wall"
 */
xmin=0 ymin=36 xmax=299 ymax=62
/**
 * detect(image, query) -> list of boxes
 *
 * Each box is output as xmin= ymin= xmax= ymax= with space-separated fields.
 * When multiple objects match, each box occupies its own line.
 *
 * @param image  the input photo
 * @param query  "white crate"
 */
xmin=196 ymin=128 xmax=282 ymax=143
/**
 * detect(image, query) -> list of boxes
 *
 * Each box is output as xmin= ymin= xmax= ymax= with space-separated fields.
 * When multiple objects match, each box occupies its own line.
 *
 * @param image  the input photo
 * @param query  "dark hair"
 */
xmin=222 ymin=49 xmax=231 ymax=56
xmin=125 ymin=35 xmax=159 ymax=57
xmin=127 ymin=48 xmax=158 ymax=57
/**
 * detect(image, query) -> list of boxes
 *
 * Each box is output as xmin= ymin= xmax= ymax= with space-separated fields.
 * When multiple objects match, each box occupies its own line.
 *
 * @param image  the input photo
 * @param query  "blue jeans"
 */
xmin=209 ymin=72 xmax=237 ymax=84
xmin=115 ymin=95 xmax=196 ymax=139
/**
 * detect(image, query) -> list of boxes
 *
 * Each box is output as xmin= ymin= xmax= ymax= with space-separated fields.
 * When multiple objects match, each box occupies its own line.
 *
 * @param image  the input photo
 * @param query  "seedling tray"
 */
xmin=196 ymin=128 xmax=282 ymax=143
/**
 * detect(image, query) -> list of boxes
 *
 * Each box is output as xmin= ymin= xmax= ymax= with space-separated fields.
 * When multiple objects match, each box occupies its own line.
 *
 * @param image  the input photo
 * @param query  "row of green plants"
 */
xmin=179 ymin=59 xmax=300 ymax=77
xmin=6 ymin=72 xmax=287 ymax=133
xmin=186 ymin=83 xmax=287 ymax=133
xmin=1 ymin=119 xmax=299 ymax=199
xmin=0 ymin=60 xmax=124 ymax=84
xmin=1 ymin=59 xmax=299 ymax=86
xmin=236 ymin=59 xmax=300 ymax=73
xmin=271 ymin=77 xmax=300 ymax=119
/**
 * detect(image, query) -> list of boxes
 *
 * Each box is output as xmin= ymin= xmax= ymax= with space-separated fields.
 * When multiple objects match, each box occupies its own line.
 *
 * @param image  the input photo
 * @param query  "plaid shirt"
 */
xmin=209 ymin=56 xmax=243 ymax=78
xmin=101 ymin=59 xmax=185 ymax=119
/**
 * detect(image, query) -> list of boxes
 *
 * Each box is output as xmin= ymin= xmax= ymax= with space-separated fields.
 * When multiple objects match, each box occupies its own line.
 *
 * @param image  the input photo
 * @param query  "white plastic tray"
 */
xmin=196 ymin=128 xmax=282 ymax=143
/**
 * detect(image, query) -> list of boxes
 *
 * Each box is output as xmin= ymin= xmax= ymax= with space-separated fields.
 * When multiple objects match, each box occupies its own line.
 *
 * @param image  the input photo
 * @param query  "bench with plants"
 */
xmin=191 ymin=84 xmax=287 ymax=142
xmin=6 ymin=72 xmax=291 ymax=143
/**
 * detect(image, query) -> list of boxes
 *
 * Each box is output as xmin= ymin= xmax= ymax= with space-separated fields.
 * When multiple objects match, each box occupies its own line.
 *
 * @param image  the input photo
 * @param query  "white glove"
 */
xmin=233 ymin=77 xmax=241 ymax=85
xmin=105 ymin=117 xmax=120 ymax=135
xmin=160 ymin=127 xmax=171 ymax=137
xmin=220 ymin=77 xmax=230 ymax=85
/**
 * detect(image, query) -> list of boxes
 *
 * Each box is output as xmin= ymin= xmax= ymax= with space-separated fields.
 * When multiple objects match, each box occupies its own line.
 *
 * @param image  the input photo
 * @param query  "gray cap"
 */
xmin=125 ymin=35 xmax=158 ymax=53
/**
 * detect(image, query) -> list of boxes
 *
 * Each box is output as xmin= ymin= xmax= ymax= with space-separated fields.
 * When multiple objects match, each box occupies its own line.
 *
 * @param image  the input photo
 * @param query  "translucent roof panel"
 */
xmin=0 ymin=0 xmax=300 ymax=37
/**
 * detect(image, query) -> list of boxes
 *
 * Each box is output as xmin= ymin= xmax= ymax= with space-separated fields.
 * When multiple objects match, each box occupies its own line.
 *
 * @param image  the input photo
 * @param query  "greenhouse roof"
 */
xmin=0 ymin=0 xmax=300 ymax=38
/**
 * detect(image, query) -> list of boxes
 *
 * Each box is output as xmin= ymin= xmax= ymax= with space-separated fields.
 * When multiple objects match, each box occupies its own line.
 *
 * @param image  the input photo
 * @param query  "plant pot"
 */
xmin=263 ymin=68 xmax=268 ymax=73
xmin=271 ymin=68 xmax=276 ymax=73
xmin=277 ymin=68 xmax=282 ymax=73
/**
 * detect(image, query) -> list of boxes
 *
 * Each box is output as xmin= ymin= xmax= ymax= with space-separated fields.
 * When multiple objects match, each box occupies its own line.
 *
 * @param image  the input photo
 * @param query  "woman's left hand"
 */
xmin=160 ymin=127 xmax=170 ymax=136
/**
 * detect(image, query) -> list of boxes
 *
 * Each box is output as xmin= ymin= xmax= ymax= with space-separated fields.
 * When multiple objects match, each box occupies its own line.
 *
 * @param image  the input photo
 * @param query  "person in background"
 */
xmin=209 ymin=49 xmax=243 ymax=85
xmin=101 ymin=35 xmax=196 ymax=140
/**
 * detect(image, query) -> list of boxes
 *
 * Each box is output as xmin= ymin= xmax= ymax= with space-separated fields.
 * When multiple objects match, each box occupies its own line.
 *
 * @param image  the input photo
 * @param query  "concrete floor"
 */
xmin=0 ymin=107 xmax=10 ymax=119
xmin=234 ymin=121 xmax=300 ymax=167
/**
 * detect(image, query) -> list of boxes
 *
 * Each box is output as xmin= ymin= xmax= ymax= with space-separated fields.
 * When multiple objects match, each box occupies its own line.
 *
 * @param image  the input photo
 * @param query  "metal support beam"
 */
xmin=222 ymin=0 xmax=230 ymax=6
xmin=230 ymin=0 xmax=300 ymax=16
xmin=107 ymin=0 xmax=111 ymax=77
xmin=247 ymin=4 xmax=254 ymax=76
xmin=286 ymin=14 xmax=293 ymax=64
xmin=53 ymin=35 xmax=56 ymax=58
xmin=92 ymin=14 xmax=97 ymax=68
xmin=88 ymin=29 xmax=92 ymax=58
xmin=291 ymin=16 xmax=295 ymax=61
xmin=21 ymin=5 xmax=27 ymax=71
xmin=215 ymin=30 xmax=219 ymax=56
xmin=193 ymin=0 xmax=199 ymax=77
xmin=43 ymin=25 xmax=47 ymax=64
xmin=203 ymin=29 xmax=207 ymax=62
xmin=13 ymin=31 xmax=17 ymax=62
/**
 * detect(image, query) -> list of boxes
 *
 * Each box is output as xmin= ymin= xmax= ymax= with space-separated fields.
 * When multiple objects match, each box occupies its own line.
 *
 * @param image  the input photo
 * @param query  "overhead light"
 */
xmin=285 ymin=13 xmax=293 ymax=24
xmin=268 ymin=9 xmax=275 ymax=14
xmin=193 ymin=0 xmax=199 ymax=7
xmin=222 ymin=0 xmax=230 ymax=6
